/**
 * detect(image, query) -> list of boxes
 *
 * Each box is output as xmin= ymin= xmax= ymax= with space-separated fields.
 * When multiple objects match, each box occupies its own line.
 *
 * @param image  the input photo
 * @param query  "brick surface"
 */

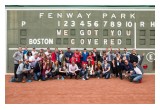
xmin=5 ymin=75 xmax=155 ymax=104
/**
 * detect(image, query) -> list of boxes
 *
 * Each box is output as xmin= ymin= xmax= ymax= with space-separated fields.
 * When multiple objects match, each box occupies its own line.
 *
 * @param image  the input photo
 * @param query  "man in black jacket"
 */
xmin=33 ymin=58 xmax=42 ymax=81
xmin=129 ymin=49 xmax=138 ymax=63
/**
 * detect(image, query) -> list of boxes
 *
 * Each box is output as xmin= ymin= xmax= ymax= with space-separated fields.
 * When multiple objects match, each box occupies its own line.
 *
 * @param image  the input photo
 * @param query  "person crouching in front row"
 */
xmin=80 ymin=64 xmax=89 ymax=80
xmin=68 ymin=61 xmax=79 ymax=79
xmin=129 ymin=53 xmax=144 ymax=83
xmin=33 ymin=58 xmax=43 ymax=81
xmin=16 ymin=60 xmax=32 ymax=83
xmin=59 ymin=62 xmax=68 ymax=80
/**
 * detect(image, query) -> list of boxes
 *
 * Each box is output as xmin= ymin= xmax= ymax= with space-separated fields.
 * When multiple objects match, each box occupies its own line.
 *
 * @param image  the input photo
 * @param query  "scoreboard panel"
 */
xmin=6 ymin=6 xmax=155 ymax=73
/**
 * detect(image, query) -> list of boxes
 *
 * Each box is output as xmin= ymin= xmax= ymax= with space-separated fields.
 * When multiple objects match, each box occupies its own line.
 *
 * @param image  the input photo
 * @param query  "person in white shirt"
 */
xmin=68 ymin=61 xmax=79 ymax=79
xmin=31 ymin=47 xmax=38 ymax=56
xmin=45 ymin=47 xmax=51 ymax=58
xmin=29 ymin=53 xmax=40 ymax=70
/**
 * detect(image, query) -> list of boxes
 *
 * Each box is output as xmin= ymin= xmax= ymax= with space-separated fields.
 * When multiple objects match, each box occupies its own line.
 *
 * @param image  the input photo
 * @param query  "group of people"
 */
xmin=11 ymin=46 xmax=144 ymax=83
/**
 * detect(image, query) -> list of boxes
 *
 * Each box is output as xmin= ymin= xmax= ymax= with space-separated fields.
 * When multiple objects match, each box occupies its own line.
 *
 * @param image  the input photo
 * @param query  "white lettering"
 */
xmin=66 ymin=13 xmax=73 ymax=18
xmin=126 ymin=30 xmax=131 ymax=36
xmin=86 ymin=13 xmax=91 ymax=18
xmin=111 ymin=13 xmax=116 ymax=19
xmin=94 ymin=39 xmax=98 ymax=45
xmin=77 ymin=13 xmax=82 ymax=18
xmin=48 ymin=13 xmax=53 ymax=18
xmin=57 ymin=13 xmax=62 ymax=18
xmin=94 ymin=30 xmax=98 ymax=36
xmin=71 ymin=39 xmax=75 ymax=44
xmin=39 ymin=13 xmax=44 ymax=18
xmin=64 ymin=30 xmax=68 ymax=36
xmin=117 ymin=39 xmax=122 ymax=45
xmin=126 ymin=21 xmax=133 ymax=27
xmin=21 ymin=21 xmax=26 ymax=27
xmin=88 ymin=39 xmax=92 ymax=45
xmin=121 ymin=13 xmax=126 ymax=19
xmin=140 ymin=21 xmax=145 ymax=27
xmin=29 ymin=39 xmax=53 ymax=44
xmin=87 ymin=30 xmax=92 ymax=35
xmin=117 ymin=30 xmax=122 ymax=36
xmin=80 ymin=39 xmax=85 ymax=44
xmin=130 ymin=13 xmax=135 ymax=19
xmin=111 ymin=30 xmax=114 ymax=36
xmin=111 ymin=39 xmax=115 ymax=45
xmin=80 ymin=30 xmax=84 ymax=35
xmin=104 ymin=39 xmax=108 ymax=45
xmin=150 ymin=21 xmax=155 ymax=27
xmin=57 ymin=29 xmax=62 ymax=35
xmin=102 ymin=13 xmax=108 ymax=18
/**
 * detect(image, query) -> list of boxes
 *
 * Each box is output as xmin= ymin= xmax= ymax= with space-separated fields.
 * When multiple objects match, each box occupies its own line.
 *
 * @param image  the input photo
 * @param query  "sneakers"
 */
xmin=139 ymin=79 xmax=142 ymax=83
xmin=82 ymin=78 xmax=86 ymax=80
xmin=22 ymin=80 xmax=26 ymax=83
xmin=57 ymin=78 xmax=60 ymax=80
xmin=98 ymin=77 xmax=100 ymax=79
xmin=61 ymin=77 xmax=64 ymax=80
xmin=27 ymin=80 xmax=32 ymax=82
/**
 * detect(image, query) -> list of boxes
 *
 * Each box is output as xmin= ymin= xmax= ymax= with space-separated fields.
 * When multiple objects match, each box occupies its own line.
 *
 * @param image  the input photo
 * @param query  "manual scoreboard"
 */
xmin=6 ymin=6 xmax=155 ymax=73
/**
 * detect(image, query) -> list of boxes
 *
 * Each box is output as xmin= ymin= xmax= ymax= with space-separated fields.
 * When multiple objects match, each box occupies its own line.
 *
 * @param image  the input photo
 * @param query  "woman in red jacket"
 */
xmin=87 ymin=51 xmax=95 ymax=66
xmin=73 ymin=49 xmax=81 ymax=68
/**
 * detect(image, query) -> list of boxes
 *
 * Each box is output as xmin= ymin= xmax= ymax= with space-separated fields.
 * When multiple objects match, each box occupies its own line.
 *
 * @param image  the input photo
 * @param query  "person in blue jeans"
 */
xmin=16 ymin=60 xmax=32 ymax=83
xmin=80 ymin=64 xmax=88 ymax=80
xmin=102 ymin=60 xmax=111 ymax=79
xmin=130 ymin=54 xmax=144 ymax=83
xmin=34 ymin=59 xmax=42 ymax=81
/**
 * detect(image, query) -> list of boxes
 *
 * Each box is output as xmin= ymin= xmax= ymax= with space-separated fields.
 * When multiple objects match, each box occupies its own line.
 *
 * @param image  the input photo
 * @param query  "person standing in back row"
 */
xmin=64 ymin=47 xmax=73 ymax=61
xmin=81 ymin=48 xmax=89 ymax=65
xmin=12 ymin=46 xmax=23 ymax=81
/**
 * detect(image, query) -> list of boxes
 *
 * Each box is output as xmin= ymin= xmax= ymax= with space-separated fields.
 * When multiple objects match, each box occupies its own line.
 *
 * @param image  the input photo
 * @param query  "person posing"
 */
xmin=122 ymin=48 xmax=130 ymax=60
xmin=80 ymin=64 xmax=88 ymax=80
xmin=45 ymin=47 xmax=52 ymax=58
xmin=16 ymin=60 xmax=31 ymax=83
xmin=51 ymin=61 xmax=60 ymax=80
xmin=12 ymin=46 xmax=23 ymax=81
xmin=87 ymin=51 xmax=95 ymax=65
xmin=73 ymin=49 xmax=81 ymax=68
xmin=31 ymin=47 xmax=38 ymax=56
xmin=34 ymin=58 xmax=43 ymax=81
xmin=38 ymin=48 xmax=44 ymax=58
xmin=92 ymin=48 xmax=101 ymax=63
xmin=42 ymin=58 xmax=52 ymax=80
xmin=51 ymin=48 xmax=59 ymax=63
xmin=130 ymin=54 xmax=144 ymax=83
xmin=24 ymin=51 xmax=32 ymax=61
xmin=123 ymin=59 xmax=134 ymax=79
xmin=58 ymin=50 xmax=64 ymax=66
xmin=114 ymin=53 xmax=123 ymax=80
xmin=100 ymin=51 xmax=107 ymax=64
xmin=64 ymin=47 xmax=73 ymax=61
xmin=59 ymin=62 xmax=68 ymax=80
xmin=29 ymin=53 xmax=40 ymax=74
xmin=81 ymin=48 xmax=89 ymax=65
xmin=68 ymin=62 xmax=79 ymax=79
xmin=87 ymin=60 xmax=94 ymax=77
xmin=102 ymin=60 xmax=111 ymax=79
xmin=129 ymin=49 xmax=138 ymax=63
xmin=94 ymin=61 xmax=102 ymax=79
